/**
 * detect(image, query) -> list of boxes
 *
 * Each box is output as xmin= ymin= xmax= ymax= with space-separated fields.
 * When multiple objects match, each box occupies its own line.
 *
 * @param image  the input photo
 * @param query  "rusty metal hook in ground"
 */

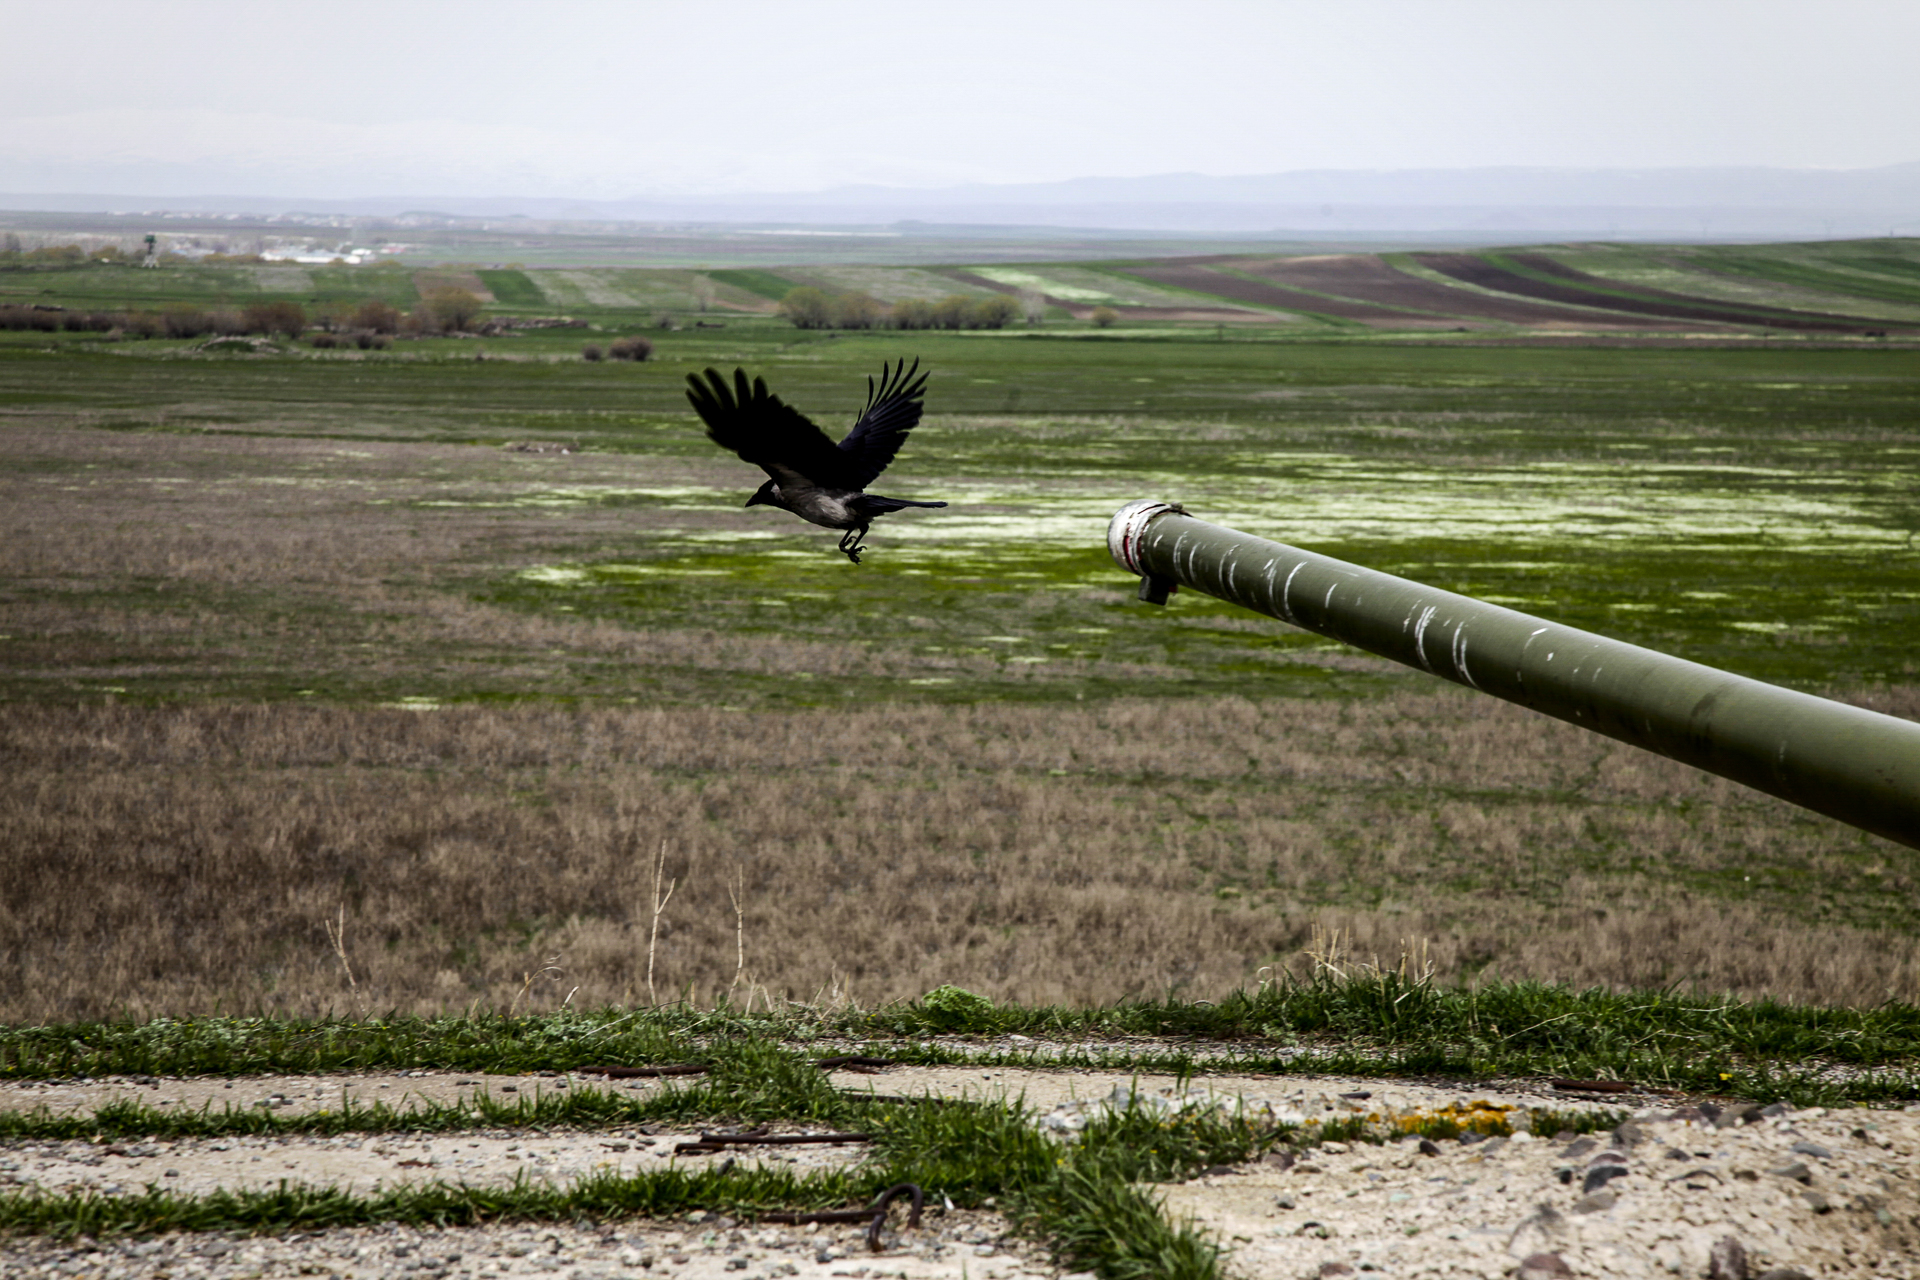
xmin=863 ymin=1182 xmax=925 ymax=1252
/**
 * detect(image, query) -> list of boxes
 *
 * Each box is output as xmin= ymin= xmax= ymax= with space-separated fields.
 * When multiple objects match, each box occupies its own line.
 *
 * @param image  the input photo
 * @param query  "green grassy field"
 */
xmin=4 ymin=319 xmax=1914 ymax=702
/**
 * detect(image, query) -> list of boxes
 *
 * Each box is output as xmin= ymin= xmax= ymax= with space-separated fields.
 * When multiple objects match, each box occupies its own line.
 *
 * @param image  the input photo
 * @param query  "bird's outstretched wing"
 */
xmin=836 ymin=359 xmax=930 ymax=488
xmin=686 ymin=367 xmax=863 ymax=490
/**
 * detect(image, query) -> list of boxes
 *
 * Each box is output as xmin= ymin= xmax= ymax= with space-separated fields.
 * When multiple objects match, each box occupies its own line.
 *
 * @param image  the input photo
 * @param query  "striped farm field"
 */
xmin=1093 ymin=238 xmax=1920 ymax=334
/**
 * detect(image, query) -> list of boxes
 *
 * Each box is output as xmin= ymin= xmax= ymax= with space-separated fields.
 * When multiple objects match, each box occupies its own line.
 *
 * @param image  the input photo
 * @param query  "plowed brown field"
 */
xmin=1236 ymin=255 xmax=1675 ymax=328
xmin=1416 ymin=253 xmax=1879 ymax=333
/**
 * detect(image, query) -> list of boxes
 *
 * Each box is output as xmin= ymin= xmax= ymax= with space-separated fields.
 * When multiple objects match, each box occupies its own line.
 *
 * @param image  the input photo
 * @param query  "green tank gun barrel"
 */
xmin=1108 ymin=500 xmax=1920 ymax=850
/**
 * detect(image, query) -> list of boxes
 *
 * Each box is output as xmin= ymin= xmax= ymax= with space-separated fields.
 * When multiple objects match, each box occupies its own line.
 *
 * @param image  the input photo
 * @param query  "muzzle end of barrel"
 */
xmin=1109 ymin=500 xmax=1185 ymax=606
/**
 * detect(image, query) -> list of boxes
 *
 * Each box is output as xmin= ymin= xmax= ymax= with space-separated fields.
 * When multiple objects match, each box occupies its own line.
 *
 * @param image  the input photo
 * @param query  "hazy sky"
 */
xmin=4 ymin=0 xmax=1918 ymax=198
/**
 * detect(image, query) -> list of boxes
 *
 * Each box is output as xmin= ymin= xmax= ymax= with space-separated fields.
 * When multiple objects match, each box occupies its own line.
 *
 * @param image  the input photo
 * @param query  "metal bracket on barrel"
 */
xmin=1107 ymin=499 xmax=1184 ymax=606
xmin=1137 ymin=573 xmax=1176 ymax=605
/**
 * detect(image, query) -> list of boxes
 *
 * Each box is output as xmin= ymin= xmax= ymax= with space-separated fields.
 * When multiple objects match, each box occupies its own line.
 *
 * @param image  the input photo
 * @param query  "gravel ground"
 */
xmin=3 ymin=1066 xmax=1916 ymax=1279
xmin=0 ymin=1211 xmax=1058 ymax=1280
xmin=1159 ymin=1101 xmax=1920 ymax=1279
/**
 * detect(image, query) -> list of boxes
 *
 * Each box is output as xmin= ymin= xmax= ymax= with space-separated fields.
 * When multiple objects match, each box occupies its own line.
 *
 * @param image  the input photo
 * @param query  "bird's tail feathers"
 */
xmin=860 ymin=495 xmax=948 ymax=512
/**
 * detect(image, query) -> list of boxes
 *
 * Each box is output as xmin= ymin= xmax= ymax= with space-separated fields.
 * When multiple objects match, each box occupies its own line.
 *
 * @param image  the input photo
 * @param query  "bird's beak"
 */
xmin=744 ymin=493 xmax=763 ymax=508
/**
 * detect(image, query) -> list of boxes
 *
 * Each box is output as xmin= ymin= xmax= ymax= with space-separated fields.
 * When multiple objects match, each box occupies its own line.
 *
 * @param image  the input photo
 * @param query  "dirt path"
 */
xmin=2 ymin=1066 xmax=1916 ymax=1278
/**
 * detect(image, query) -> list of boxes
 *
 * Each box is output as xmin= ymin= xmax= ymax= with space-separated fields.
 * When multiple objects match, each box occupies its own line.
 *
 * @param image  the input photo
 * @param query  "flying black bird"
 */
xmin=686 ymin=359 xmax=945 ymax=563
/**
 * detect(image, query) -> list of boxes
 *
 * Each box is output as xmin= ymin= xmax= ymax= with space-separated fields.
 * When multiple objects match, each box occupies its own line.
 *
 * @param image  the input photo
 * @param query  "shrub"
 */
xmin=122 ymin=311 xmax=162 ymax=339
xmin=161 ymin=305 xmax=213 ymax=339
xmin=241 ymin=300 xmax=306 ymax=338
xmin=582 ymin=343 xmax=604 ymax=361
xmin=890 ymin=298 xmax=934 ymax=330
xmin=777 ymin=286 xmax=833 ymax=329
xmin=422 ymin=287 xmax=484 ymax=333
xmin=608 ymin=336 xmax=653 ymax=361
xmin=1091 ymin=306 xmax=1119 ymax=328
xmin=310 ymin=333 xmax=337 ymax=349
xmin=930 ymin=295 xmax=974 ymax=330
xmin=0 ymin=306 xmax=63 ymax=332
xmin=829 ymin=292 xmax=883 ymax=330
xmin=971 ymin=295 xmax=1020 ymax=330
xmin=350 ymin=300 xmax=401 ymax=334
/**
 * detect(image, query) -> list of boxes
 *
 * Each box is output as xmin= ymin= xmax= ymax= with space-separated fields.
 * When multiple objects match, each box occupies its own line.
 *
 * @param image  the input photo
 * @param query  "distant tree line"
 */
xmin=777 ymin=287 xmax=1024 ymax=331
xmin=0 ymin=288 xmax=496 ymax=347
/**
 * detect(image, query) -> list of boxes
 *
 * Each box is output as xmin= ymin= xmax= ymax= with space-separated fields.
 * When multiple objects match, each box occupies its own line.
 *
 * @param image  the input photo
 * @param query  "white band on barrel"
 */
xmin=1106 ymin=499 xmax=1181 ymax=575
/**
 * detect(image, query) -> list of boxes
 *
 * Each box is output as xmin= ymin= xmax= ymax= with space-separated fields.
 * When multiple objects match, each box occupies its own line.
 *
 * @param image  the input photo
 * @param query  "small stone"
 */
xmin=1561 ymin=1137 xmax=1597 ymax=1159
xmin=1459 ymin=1132 xmax=1484 ymax=1145
xmin=1767 ymin=1161 xmax=1812 ymax=1185
xmin=1755 ymin=1271 xmax=1811 ymax=1280
xmin=1758 ymin=1102 xmax=1793 ymax=1118
xmin=1318 ymin=1265 xmax=1355 ymax=1277
xmin=1713 ymin=1104 xmax=1761 ymax=1129
xmin=1295 ymin=1221 xmax=1333 ymax=1239
xmin=1582 ymin=1165 xmax=1630 ymax=1195
xmin=1571 ymin=1190 xmax=1617 ymax=1214
xmin=1708 ymin=1236 xmax=1747 ymax=1280
xmin=1417 ymin=1139 xmax=1442 ymax=1157
xmin=1516 ymin=1254 xmax=1574 ymax=1280
xmin=1274 ymin=1195 xmax=1296 ymax=1210
xmin=1800 ymin=1190 xmax=1831 ymax=1214
xmin=1665 ymin=1147 xmax=1691 ymax=1160
xmin=1262 ymin=1152 xmax=1295 ymax=1170
xmin=1611 ymin=1119 xmax=1649 ymax=1148
xmin=1788 ymin=1141 xmax=1831 ymax=1159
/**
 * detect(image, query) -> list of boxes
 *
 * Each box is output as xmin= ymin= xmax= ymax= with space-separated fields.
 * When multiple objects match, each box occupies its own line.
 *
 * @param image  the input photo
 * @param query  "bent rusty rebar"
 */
xmin=759 ymin=1183 xmax=926 ymax=1250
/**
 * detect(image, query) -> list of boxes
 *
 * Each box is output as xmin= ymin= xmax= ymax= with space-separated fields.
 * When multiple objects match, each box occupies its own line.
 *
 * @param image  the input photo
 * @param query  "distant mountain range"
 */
xmin=6 ymin=164 xmax=1919 ymax=239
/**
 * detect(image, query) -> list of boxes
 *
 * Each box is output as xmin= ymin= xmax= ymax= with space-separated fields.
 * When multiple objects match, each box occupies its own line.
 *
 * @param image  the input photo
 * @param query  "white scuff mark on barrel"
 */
xmin=1451 ymin=623 xmax=1478 ymax=689
xmin=1410 ymin=604 xmax=1439 ymax=673
xmin=1280 ymin=562 xmax=1306 ymax=623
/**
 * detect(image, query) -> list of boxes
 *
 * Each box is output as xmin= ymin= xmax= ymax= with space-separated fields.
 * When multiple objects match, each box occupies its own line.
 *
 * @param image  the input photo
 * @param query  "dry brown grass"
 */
xmin=2 ymin=694 xmax=1916 ymax=1024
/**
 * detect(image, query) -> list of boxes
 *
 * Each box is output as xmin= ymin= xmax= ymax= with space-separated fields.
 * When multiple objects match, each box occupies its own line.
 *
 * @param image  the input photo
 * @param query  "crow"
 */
xmin=686 ymin=359 xmax=946 ymax=563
